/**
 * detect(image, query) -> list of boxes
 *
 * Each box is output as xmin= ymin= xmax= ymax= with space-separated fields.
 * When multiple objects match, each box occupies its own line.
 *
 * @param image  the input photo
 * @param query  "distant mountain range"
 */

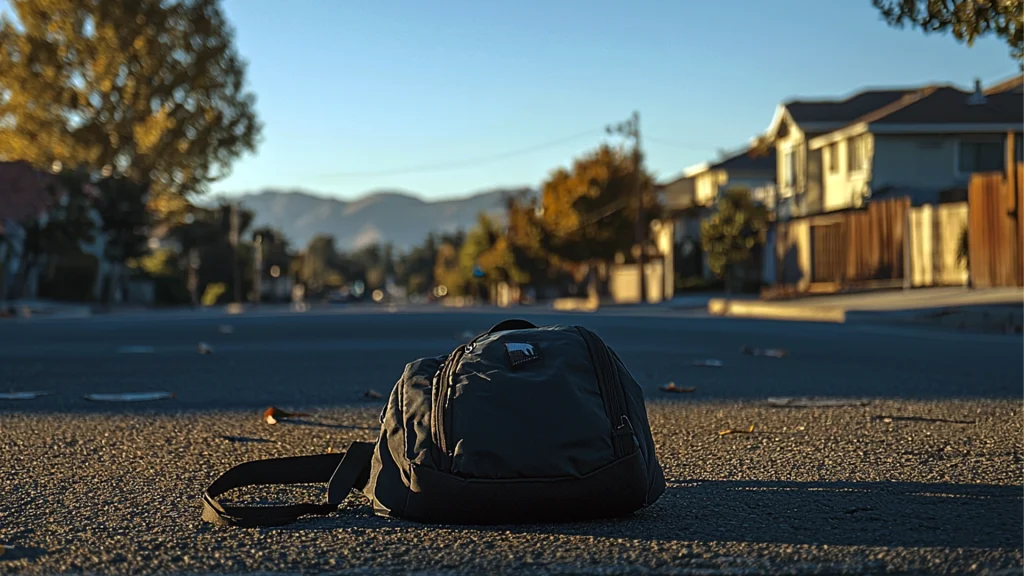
xmin=234 ymin=187 xmax=534 ymax=251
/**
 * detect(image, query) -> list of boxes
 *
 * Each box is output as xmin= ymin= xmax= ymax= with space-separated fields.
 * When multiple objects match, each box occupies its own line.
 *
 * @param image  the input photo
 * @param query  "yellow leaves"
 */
xmin=133 ymin=103 xmax=176 ymax=155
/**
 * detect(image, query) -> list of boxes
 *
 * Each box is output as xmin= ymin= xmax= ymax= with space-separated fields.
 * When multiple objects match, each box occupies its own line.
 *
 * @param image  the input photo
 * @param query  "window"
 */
xmin=956 ymin=139 xmax=1004 ymax=175
xmin=782 ymin=149 xmax=796 ymax=187
xmin=847 ymin=135 xmax=869 ymax=173
xmin=828 ymin=143 xmax=838 ymax=173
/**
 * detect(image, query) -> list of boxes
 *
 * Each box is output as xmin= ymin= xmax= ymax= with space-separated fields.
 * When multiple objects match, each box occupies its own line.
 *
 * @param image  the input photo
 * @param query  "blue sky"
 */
xmin=209 ymin=1 xmax=1017 ymax=199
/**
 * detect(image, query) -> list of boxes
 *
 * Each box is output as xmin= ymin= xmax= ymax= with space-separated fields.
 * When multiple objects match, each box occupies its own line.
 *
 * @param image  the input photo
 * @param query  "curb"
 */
xmin=707 ymin=298 xmax=846 ymax=323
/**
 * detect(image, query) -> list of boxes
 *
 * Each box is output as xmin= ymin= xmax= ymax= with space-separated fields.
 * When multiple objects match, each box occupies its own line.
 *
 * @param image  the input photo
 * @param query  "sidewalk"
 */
xmin=708 ymin=287 xmax=1023 ymax=333
xmin=1 ymin=299 xmax=93 ymax=319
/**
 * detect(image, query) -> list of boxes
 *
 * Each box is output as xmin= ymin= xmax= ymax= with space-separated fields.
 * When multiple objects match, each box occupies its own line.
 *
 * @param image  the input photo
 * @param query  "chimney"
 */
xmin=967 ymin=78 xmax=987 ymax=105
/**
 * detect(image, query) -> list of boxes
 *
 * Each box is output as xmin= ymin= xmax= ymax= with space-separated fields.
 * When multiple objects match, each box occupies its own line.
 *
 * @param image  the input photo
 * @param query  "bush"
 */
xmin=201 ymin=282 xmax=227 ymax=307
xmin=38 ymin=253 xmax=99 ymax=302
xmin=152 ymin=275 xmax=192 ymax=306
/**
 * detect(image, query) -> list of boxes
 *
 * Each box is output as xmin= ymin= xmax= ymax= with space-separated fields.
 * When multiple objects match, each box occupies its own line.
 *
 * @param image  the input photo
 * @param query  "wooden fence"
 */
xmin=908 ymin=202 xmax=969 ymax=287
xmin=773 ymin=198 xmax=910 ymax=291
xmin=967 ymin=165 xmax=1023 ymax=288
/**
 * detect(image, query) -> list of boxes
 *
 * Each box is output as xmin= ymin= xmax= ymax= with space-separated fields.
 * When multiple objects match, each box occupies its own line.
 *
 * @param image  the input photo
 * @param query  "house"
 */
xmin=760 ymin=75 xmax=1023 ymax=293
xmin=657 ymin=146 xmax=777 ymax=285
xmin=762 ymin=75 xmax=1023 ymax=219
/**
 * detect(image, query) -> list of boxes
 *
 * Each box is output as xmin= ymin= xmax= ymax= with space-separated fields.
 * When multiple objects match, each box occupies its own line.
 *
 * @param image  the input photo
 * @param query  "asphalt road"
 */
xmin=0 ymin=306 xmax=1021 ymax=575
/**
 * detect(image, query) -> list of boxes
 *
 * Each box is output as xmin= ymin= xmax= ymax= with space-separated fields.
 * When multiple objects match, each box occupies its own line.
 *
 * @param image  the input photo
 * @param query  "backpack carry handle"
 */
xmin=201 ymin=441 xmax=374 ymax=528
xmin=485 ymin=319 xmax=537 ymax=335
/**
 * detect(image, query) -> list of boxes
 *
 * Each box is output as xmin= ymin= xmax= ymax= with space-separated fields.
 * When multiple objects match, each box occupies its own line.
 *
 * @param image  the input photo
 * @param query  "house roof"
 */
xmin=708 ymin=146 xmax=776 ymax=173
xmin=0 ymin=161 xmax=56 ymax=223
xmin=840 ymin=82 xmax=1023 ymax=128
xmin=784 ymin=89 xmax=919 ymax=125
xmin=984 ymin=74 xmax=1023 ymax=95
xmin=774 ymin=75 xmax=1023 ymax=138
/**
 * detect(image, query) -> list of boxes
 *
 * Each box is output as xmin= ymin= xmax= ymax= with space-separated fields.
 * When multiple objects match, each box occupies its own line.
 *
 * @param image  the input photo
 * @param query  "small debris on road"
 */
xmin=741 ymin=346 xmax=787 ymax=358
xmin=0 ymin=391 xmax=51 ymax=400
xmin=719 ymin=424 xmax=756 ymax=436
xmin=692 ymin=359 xmax=724 ymax=367
xmin=767 ymin=397 xmax=871 ymax=408
xmin=217 ymin=325 xmax=234 ymax=334
xmin=84 ymin=392 xmax=175 ymax=402
xmin=458 ymin=330 xmax=476 ymax=341
xmin=117 ymin=345 xmax=154 ymax=354
xmin=263 ymin=406 xmax=312 ymax=425
xmin=197 ymin=342 xmax=213 ymax=355
xmin=364 ymin=389 xmax=383 ymax=400
xmin=661 ymin=382 xmax=697 ymax=393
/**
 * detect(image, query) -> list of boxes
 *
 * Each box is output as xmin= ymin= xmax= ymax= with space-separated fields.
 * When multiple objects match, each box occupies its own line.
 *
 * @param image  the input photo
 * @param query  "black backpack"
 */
xmin=202 ymin=319 xmax=665 ymax=527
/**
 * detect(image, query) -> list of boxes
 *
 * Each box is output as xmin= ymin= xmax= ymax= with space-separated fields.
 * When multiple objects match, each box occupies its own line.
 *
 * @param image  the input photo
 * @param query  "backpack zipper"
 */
xmin=576 ymin=327 xmax=635 ymax=459
xmin=433 ymin=344 xmax=465 ymax=471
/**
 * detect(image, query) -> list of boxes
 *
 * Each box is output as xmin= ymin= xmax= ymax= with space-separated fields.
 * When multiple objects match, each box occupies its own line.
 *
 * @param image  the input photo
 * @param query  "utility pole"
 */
xmin=229 ymin=202 xmax=241 ymax=304
xmin=607 ymin=111 xmax=646 ymax=304
xmin=253 ymin=233 xmax=263 ymax=305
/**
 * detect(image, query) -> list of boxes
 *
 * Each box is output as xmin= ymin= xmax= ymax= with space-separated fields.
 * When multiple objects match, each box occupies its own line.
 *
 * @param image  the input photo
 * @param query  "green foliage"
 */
xmin=700 ymin=189 xmax=769 ymax=282
xmin=873 ymin=0 xmax=1024 ymax=63
xmin=200 ymin=282 xmax=226 ymax=306
xmin=434 ymin=232 xmax=466 ymax=297
xmin=131 ymin=248 xmax=179 ymax=277
xmin=95 ymin=176 xmax=150 ymax=264
xmin=0 ymin=0 xmax=262 ymax=205
xmin=8 ymin=169 xmax=97 ymax=298
xmin=956 ymin=223 xmax=970 ymax=270
xmin=394 ymin=233 xmax=438 ymax=295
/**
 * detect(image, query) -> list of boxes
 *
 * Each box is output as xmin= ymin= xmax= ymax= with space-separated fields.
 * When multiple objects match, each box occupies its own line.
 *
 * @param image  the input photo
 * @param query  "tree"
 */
xmin=873 ymin=0 xmax=1024 ymax=64
xmin=538 ymin=144 xmax=658 ymax=268
xmin=9 ymin=169 xmax=97 ymax=299
xmin=95 ymin=176 xmax=151 ymax=303
xmin=0 ymin=0 xmax=262 ymax=216
xmin=251 ymin=226 xmax=291 ymax=278
xmin=395 ymin=233 xmax=438 ymax=296
xmin=301 ymin=234 xmax=342 ymax=294
xmin=433 ymin=231 xmax=466 ymax=297
xmin=699 ymin=189 xmax=769 ymax=293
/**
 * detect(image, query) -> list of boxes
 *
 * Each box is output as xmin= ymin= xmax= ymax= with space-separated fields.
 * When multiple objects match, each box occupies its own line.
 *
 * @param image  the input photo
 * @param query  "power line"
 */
xmin=645 ymin=135 xmax=718 ymax=152
xmin=315 ymin=129 xmax=603 ymax=180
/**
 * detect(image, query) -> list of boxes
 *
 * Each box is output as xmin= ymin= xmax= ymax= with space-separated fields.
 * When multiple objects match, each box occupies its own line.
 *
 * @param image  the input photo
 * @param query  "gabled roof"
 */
xmin=708 ymin=146 xmax=776 ymax=173
xmin=777 ymin=76 xmax=1023 ymax=146
xmin=836 ymin=82 xmax=1023 ymax=128
xmin=984 ymin=74 xmax=1023 ymax=95
xmin=784 ymin=89 xmax=919 ymax=125
xmin=867 ymin=86 xmax=1022 ymax=125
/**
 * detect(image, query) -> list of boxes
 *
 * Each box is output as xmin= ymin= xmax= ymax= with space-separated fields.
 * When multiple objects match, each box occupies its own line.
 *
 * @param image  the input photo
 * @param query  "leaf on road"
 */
xmin=263 ymin=406 xmax=312 ymax=425
xmin=767 ymin=397 xmax=871 ymax=408
xmin=661 ymin=382 xmax=697 ymax=393
xmin=719 ymin=424 xmax=756 ymax=436
xmin=84 ymin=392 xmax=175 ymax=402
xmin=741 ymin=346 xmax=787 ymax=358
xmin=364 ymin=389 xmax=383 ymax=400
xmin=197 ymin=342 xmax=214 ymax=355
xmin=692 ymin=359 xmax=724 ymax=367
xmin=0 ymin=391 xmax=51 ymax=400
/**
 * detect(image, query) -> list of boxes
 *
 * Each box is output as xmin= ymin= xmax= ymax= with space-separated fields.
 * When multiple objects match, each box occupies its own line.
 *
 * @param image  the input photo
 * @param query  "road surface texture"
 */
xmin=1 ymin=306 xmax=1021 ymax=575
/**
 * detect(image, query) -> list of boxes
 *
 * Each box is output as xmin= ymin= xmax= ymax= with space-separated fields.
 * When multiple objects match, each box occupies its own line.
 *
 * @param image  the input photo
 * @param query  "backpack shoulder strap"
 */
xmin=201 ymin=441 xmax=375 ymax=528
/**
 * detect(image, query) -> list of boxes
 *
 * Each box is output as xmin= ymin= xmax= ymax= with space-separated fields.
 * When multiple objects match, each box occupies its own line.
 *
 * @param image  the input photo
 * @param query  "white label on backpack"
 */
xmin=505 ymin=342 xmax=541 ymax=369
